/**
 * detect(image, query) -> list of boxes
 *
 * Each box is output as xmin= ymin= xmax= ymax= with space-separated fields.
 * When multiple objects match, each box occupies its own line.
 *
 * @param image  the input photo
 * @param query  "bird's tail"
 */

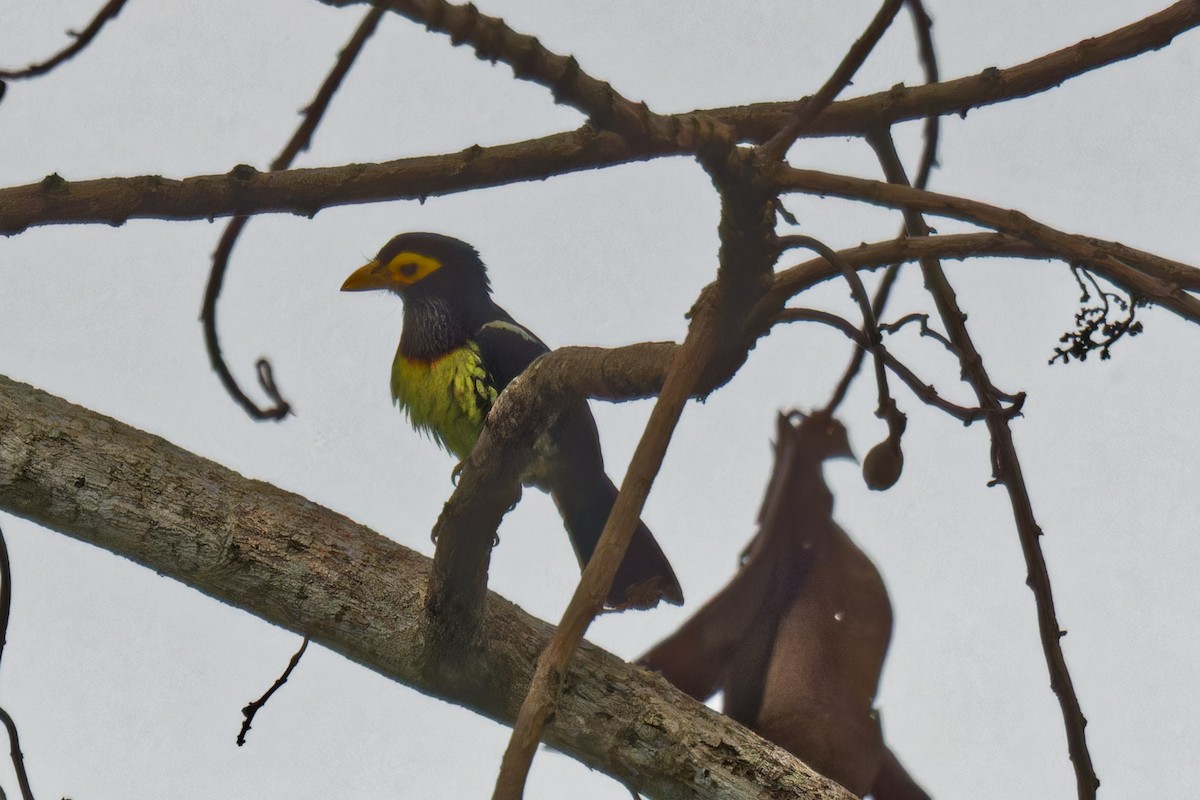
xmin=552 ymin=475 xmax=684 ymax=610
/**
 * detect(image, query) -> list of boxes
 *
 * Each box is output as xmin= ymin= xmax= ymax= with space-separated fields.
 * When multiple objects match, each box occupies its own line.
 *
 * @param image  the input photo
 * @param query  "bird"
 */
xmin=341 ymin=232 xmax=683 ymax=610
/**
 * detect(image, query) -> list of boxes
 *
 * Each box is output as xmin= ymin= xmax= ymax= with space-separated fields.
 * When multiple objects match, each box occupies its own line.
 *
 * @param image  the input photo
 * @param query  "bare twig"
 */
xmin=823 ymin=262 xmax=904 ymax=415
xmin=905 ymin=0 xmax=940 ymax=190
xmin=764 ymin=233 xmax=1041 ymax=317
xmin=201 ymin=217 xmax=293 ymax=420
xmin=201 ymin=3 xmax=386 ymax=420
xmin=0 ymin=0 xmax=130 ymax=80
xmin=237 ymin=637 xmax=310 ymax=746
xmin=0 ymin=708 xmax=33 ymax=800
xmin=776 ymin=308 xmax=1017 ymax=423
xmin=0 ymin=525 xmax=9 ymax=671
xmin=760 ymin=0 xmax=905 ymax=161
xmin=802 ymin=0 xmax=940 ymax=418
xmin=865 ymin=128 xmax=1098 ymax=800
xmin=879 ymin=312 xmax=957 ymax=354
xmin=0 ymin=524 xmax=35 ymax=800
xmin=715 ymin=0 xmax=1200 ymax=142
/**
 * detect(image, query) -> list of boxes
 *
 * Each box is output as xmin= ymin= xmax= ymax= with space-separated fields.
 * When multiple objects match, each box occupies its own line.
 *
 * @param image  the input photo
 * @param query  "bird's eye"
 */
xmin=399 ymin=262 xmax=418 ymax=277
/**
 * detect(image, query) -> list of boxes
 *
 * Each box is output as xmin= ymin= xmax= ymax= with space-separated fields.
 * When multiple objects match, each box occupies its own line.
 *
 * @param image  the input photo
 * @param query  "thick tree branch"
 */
xmin=774 ymin=166 xmax=1200 ymax=322
xmin=0 ymin=373 xmax=853 ymax=800
xmin=426 ymin=341 xmax=680 ymax=644
xmin=711 ymin=0 xmax=1200 ymax=142
xmin=4 ymin=0 xmax=1197 ymax=234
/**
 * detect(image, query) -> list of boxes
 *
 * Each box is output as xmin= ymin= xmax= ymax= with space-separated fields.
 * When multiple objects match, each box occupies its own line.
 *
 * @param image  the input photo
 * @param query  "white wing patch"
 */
xmin=480 ymin=319 xmax=541 ymax=345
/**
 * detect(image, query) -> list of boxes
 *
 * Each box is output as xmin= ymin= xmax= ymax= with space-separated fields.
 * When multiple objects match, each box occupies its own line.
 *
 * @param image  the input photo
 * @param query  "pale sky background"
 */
xmin=1 ymin=1 xmax=1198 ymax=798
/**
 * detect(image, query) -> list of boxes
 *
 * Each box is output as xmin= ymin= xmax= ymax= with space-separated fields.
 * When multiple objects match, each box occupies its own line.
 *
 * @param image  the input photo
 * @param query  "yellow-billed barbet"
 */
xmin=341 ymin=232 xmax=683 ymax=609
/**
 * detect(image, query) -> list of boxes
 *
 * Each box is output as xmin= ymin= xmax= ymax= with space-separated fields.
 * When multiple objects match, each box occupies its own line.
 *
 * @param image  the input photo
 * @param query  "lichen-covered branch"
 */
xmin=0 ymin=373 xmax=853 ymax=800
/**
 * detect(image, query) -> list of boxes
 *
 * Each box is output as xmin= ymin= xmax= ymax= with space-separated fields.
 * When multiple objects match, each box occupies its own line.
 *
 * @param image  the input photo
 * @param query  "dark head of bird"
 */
xmin=342 ymin=232 xmax=490 ymax=300
xmin=341 ymin=232 xmax=497 ymax=359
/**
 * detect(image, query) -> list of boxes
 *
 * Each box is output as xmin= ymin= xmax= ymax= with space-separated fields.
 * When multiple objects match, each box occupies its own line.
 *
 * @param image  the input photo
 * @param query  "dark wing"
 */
xmin=474 ymin=306 xmax=683 ymax=609
xmin=473 ymin=309 xmax=550 ymax=392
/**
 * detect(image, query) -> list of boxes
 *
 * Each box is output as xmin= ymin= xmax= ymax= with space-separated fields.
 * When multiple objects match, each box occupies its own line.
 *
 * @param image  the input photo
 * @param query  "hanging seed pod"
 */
xmin=862 ymin=412 xmax=906 ymax=491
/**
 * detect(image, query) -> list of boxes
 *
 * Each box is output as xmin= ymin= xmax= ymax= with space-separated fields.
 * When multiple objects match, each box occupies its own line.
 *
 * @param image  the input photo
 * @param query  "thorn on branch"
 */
xmin=39 ymin=173 xmax=68 ymax=195
xmin=772 ymin=198 xmax=800 ymax=227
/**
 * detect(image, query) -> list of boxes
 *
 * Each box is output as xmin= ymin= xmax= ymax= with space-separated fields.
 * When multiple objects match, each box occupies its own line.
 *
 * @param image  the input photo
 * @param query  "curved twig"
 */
xmin=806 ymin=0 xmax=941 ymax=417
xmin=778 ymin=235 xmax=903 ymax=436
xmin=0 ymin=524 xmax=9 ymax=671
xmin=0 ymin=0 xmax=130 ymax=80
xmin=201 ymin=3 xmax=386 ymax=420
xmin=0 ymin=707 xmax=33 ymax=800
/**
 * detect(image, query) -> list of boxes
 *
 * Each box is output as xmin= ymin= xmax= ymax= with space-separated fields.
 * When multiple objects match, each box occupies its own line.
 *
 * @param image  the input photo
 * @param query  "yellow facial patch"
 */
xmin=342 ymin=251 xmax=443 ymax=292
xmin=384 ymin=251 xmax=442 ymax=285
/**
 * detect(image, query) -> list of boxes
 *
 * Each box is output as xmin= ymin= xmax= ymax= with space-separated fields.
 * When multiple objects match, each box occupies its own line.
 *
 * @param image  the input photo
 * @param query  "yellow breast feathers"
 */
xmin=390 ymin=341 xmax=498 ymax=459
